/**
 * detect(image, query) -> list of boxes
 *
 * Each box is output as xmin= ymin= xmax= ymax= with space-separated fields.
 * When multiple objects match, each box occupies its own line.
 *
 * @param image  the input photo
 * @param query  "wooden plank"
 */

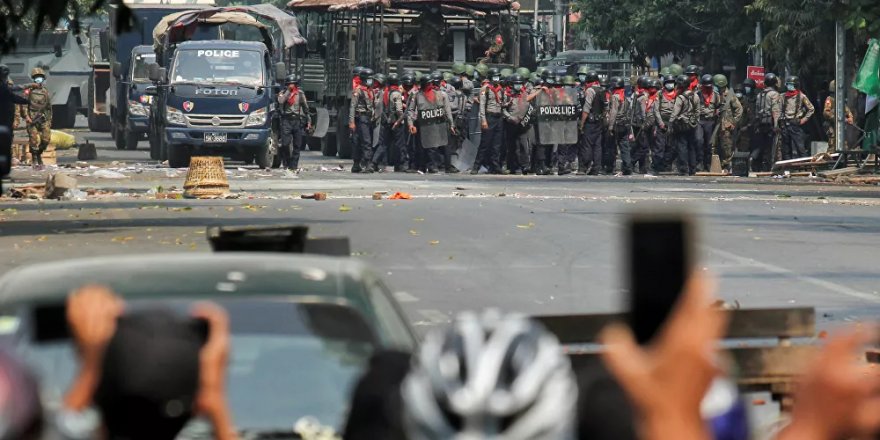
xmin=818 ymin=166 xmax=860 ymax=178
xmin=535 ymin=307 xmax=815 ymax=344
xmin=568 ymin=346 xmax=815 ymax=380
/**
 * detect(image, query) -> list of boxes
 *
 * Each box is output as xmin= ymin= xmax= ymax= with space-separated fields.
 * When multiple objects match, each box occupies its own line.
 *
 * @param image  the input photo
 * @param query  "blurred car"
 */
xmin=0 ymin=253 xmax=417 ymax=437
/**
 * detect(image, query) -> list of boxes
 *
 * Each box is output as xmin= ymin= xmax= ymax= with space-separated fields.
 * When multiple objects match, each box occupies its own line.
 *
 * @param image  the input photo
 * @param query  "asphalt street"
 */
xmin=3 ymin=120 xmax=880 ymax=331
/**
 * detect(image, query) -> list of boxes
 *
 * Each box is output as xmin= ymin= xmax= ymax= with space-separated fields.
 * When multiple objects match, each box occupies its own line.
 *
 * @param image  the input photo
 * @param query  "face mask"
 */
xmin=664 ymin=83 xmax=675 ymax=91
xmin=744 ymin=87 xmax=752 ymax=94
xmin=492 ymin=76 xmax=500 ymax=82
xmin=735 ymin=92 xmax=743 ymax=99
xmin=786 ymin=84 xmax=796 ymax=91
xmin=578 ymin=75 xmax=586 ymax=82
xmin=34 ymin=77 xmax=44 ymax=84
xmin=365 ymin=79 xmax=374 ymax=87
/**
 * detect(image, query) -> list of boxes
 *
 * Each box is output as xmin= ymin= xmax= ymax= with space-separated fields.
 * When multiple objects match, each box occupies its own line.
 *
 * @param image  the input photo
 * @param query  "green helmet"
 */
xmin=576 ymin=65 xmax=589 ymax=75
xmin=660 ymin=66 xmax=672 ymax=76
xmin=414 ymin=70 xmax=423 ymax=81
xmin=451 ymin=63 xmax=466 ymax=75
xmin=499 ymin=68 xmax=514 ymax=78
xmin=464 ymin=64 xmax=476 ymax=78
xmin=516 ymin=67 xmax=530 ymax=78
xmin=669 ymin=64 xmax=684 ymax=76
xmin=528 ymin=73 xmax=540 ymax=84
xmin=536 ymin=66 xmax=548 ymax=77
xmin=443 ymin=71 xmax=454 ymax=81
xmin=475 ymin=63 xmax=490 ymax=76
xmin=712 ymin=74 xmax=728 ymax=88
xmin=562 ymin=75 xmax=576 ymax=86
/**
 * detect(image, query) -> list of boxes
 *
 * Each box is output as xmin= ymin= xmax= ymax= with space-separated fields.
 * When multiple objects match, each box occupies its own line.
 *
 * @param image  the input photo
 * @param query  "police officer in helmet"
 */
xmin=277 ymin=74 xmax=312 ymax=171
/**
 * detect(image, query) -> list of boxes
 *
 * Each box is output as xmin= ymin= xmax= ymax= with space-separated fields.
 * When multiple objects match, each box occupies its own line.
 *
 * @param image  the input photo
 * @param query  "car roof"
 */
xmin=176 ymin=40 xmax=267 ymax=50
xmin=0 ymin=253 xmax=375 ymax=306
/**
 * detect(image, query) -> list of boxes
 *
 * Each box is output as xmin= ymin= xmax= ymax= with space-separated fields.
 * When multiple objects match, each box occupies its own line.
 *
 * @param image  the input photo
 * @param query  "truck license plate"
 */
xmin=204 ymin=132 xmax=227 ymax=143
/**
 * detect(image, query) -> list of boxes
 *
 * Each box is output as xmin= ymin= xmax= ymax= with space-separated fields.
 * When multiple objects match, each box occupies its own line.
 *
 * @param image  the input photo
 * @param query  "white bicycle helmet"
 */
xmin=402 ymin=309 xmax=578 ymax=440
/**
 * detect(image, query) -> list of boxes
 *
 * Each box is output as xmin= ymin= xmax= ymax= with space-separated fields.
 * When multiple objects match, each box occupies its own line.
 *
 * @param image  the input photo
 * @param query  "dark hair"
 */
xmin=96 ymin=309 xmax=204 ymax=440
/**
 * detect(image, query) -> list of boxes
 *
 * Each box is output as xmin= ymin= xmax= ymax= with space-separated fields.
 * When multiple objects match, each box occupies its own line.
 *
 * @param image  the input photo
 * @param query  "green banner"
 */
xmin=863 ymin=107 xmax=878 ymax=152
xmin=854 ymin=39 xmax=880 ymax=97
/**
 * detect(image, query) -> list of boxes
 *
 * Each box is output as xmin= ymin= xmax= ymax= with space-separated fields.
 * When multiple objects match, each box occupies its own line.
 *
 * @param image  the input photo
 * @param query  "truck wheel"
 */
xmin=168 ymin=145 xmax=191 ymax=168
xmin=271 ymin=135 xmax=282 ymax=168
xmin=336 ymin=103 xmax=352 ymax=159
xmin=149 ymin=135 xmax=160 ymax=160
xmin=321 ymin=133 xmax=337 ymax=157
xmin=254 ymin=137 xmax=276 ymax=169
xmin=115 ymin=127 xmax=126 ymax=150
xmin=124 ymin=129 xmax=139 ymax=150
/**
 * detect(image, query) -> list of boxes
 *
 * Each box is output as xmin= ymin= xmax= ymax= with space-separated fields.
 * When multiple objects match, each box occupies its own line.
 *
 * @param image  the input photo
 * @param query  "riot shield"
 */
xmin=507 ymin=94 xmax=534 ymax=128
xmin=467 ymin=100 xmax=482 ymax=148
xmin=454 ymin=137 xmax=479 ymax=171
xmin=536 ymin=87 xmax=580 ymax=145
xmin=416 ymin=94 xmax=450 ymax=150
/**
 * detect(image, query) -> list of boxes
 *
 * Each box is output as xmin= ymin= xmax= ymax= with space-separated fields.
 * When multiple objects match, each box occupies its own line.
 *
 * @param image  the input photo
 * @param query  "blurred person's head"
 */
xmin=0 ymin=348 xmax=43 ymax=440
xmin=95 ymin=308 xmax=205 ymax=440
xmin=401 ymin=309 xmax=578 ymax=440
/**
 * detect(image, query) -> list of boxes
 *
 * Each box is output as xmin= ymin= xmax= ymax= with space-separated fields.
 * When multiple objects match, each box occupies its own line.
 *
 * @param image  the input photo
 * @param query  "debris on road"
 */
xmin=301 ymin=192 xmax=327 ymax=201
xmin=77 ymin=141 xmax=98 ymax=161
xmin=373 ymin=192 xmax=383 ymax=200
xmin=8 ymin=185 xmax=45 ymax=199
xmin=389 ymin=192 xmax=412 ymax=200
xmin=45 ymin=173 xmax=78 ymax=199
xmin=339 ymin=205 xmax=352 ymax=212
xmin=92 ymin=169 xmax=128 ymax=179
xmin=50 ymin=130 xmax=77 ymax=150
xmin=818 ymin=167 xmax=860 ymax=179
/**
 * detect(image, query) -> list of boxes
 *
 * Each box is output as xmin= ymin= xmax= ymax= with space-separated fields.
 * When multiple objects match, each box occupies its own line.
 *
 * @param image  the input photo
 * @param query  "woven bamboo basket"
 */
xmin=183 ymin=156 xmax=230 ymax=199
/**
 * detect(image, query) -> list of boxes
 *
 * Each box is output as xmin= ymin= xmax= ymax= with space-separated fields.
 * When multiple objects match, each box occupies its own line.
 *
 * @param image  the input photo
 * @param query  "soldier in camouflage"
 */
xmin=25 ymin=68 xmax=52 ymax=167
xmin=822 ymin=80 xmax=854 ymax=152
xmin=713 ymin=74 xmax=743 ymax=170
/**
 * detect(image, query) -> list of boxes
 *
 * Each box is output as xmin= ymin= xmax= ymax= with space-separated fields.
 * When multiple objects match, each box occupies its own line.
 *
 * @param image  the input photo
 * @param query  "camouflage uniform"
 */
xmin=822 ymin=94 xmax=853 ymax=152
xmin=717 ymin=88 xmax=743 ymax=168
xmin=26 ymin=85 xmax=52 ymax=165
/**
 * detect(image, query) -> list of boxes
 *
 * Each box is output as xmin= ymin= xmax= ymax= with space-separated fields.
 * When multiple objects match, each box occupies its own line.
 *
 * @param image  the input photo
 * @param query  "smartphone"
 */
xmin=626 ymin=212 xmax=695 ymax=344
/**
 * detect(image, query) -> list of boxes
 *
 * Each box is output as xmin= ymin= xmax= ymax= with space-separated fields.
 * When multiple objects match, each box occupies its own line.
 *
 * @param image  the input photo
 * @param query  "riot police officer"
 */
xmin=471 ymin=67 xmax=505 ymax=174
xmin=605 ymin=76 xmax=633 ymax=175
xmin=408 ymin=73 xmax=455 ymax=174
xmin=25 ymin=68 xmax=52 ymax=167
xmin=753 ymin=73 xmax=782 ymax=171
xmin=695 ymin=73 xmax=721 ymax=171
xmin=277 ymin=74 xmax=312 ymax=171
xmin=779 ymin=76 xmax=815 ymax=160
xmin=685 ymin=65 xmax=700 ymax=91
xmin=578 ymin=70 xmax=605 ymax=175
xmin=349 ymin=68 xmax=376 ymax=173
xmin=737 ymin=78 xmax=758 ymax=157
xmin=670 ymin=74 xmax=699 ymax=175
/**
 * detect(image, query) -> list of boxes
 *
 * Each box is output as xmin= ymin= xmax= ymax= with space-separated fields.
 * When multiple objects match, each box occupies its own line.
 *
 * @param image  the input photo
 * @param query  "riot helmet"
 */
xmin=387 ymin=73 xmax=399 ymax=86
xmin=763 ymin=73 xmax=779 ymax=88
xmin=637 ymin=75 xmax=649 ymax=89
xmin=700 ymin=74 xmax=713 ymax=86
xmin=449 ymin=76 xmax=463 ymax=90
xmin=488 ymin=67 xmax=502 ymax=83
xmin=373 ymin=73 xmax=386 ymax=87
xmin=610 ymin=76 xmax=624 ymax=89
xmin=742 ymin=78 xmax=756 ymax=94
xmin=464 ymin=64 xmax=476 ymax=79
xmin=784 ymin=75 xmax=799 ymax=91
xmin=712 ymin=74 xmax=728 ymax=89
xmin=284 ymin=74 xmax=300 ymax=85
xmin=419 ymin=74 xmax=432 ymax=88
xmin=675 ymin=74 xmax=690 ymax=89
xmin=442 ymin=71 xmax=454 ymax=82
xmin=516 ymin=67 xmax=530 ymax=78
xmin=562 ymin=75 xmax=576 ymax=86
xmin=649 ymin=78 xmax=662 ymax=90
xmin=662 ymin=74 xmax=676 ymax=91
xmin=401 ymin=73 xmax=416 ymax=88
xmin=685 ymin=64 xmax=700 ymax=76
xmin=509 ymin=73 xmax=525 ymax=88
xmin=451 ymin=63 xmax=466 ymax=75
xmin=576 ymin=65 xmax=589 ymax=83
xmin=431 ymin=71 xmax=444 ymax=86
xmin=668 ymin=64 xmax=684 ymax=76
xmin=352 ymin=66 xmax=365 ymax=76
xmin=584 ymin=70 xmax=599 ymax=84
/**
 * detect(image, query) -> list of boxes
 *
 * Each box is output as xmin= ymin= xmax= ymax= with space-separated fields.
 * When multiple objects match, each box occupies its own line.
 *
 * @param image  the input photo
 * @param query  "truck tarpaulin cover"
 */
xmin=153 ymin=5 xmax=305 ymax=52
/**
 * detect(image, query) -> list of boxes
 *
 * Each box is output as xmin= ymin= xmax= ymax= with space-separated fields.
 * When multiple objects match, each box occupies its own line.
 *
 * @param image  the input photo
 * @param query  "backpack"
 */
xmin=588 ymin=85 xmax=606 ymax=121
xmin=756 ymin=90 xmax=774 ymax=126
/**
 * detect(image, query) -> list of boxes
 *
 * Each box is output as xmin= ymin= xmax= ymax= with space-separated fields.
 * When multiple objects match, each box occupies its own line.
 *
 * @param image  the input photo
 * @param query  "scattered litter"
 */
xmin=61 ymin=189 xmax=88 ymax=201
xmin=429 ymin=240 xmax=440 ymax=245
xmin=339 ymin=205 xmax=352 ymax=212
xmin=93 ymin=169 xmax=128 ymax=179
xmin=372 ymin=192 xmax=383 ymax=200
xmin=9 ymin=185 xmax=45 ymax=199
xmin=516 ymin=222 xmax=535 ymax=229
xmin=45 ymin=173 xmax=78 ymax=199
xmin=301 ymin=192 xmax=327 ymax=201
xmin=389 ymin=192 xmax=412 ymax=200
xmin=409 ymin=230 xmax=419 ymax=236
xmin=497 ymin=192 xmax=506 ymax=197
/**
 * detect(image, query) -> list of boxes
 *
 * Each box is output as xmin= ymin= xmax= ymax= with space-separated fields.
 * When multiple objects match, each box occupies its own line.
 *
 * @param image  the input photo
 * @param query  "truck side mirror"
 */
xmin=148 ymin=63 xmax=161 ymax=82
xmin=144 ymin=85 xmax=158 ymax=96
xmin=112 ymin=61 xmax=122 ymax=78
xmin=275 ymin=62 xmax=287 ymax=83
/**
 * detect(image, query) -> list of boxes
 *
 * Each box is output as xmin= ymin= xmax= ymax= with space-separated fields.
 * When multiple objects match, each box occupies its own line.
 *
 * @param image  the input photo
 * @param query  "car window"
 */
xmin=364 ymin=276 xmax=417 ymax=350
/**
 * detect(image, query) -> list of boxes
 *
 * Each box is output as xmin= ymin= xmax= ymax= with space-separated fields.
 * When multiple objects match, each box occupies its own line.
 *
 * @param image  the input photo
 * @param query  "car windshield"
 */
xmin=170 ymin=49 xmax=263 ymax=86
xmin=18 ymin=299 xmax=376 ymax=433
xmin=131 ymin=53 xmax=156 ymax=81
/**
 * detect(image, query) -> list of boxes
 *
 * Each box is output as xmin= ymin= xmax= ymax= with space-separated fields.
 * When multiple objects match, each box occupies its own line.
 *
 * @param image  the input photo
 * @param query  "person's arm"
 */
xmin=479 ymin=87 xmax=488 ymax=128
xmin=771 ymin=92 xmax=782 ymax=128
xmin=580 ymin=88 xmax=594 ymax=127
xmin=407 ymin=94 xmax=418 ymax=134
xmin=277 ymin=89 xmax=289 ymax=105
xmin=300 ymin=92 xmax=312 ymax=128
xmin=349 ymin=89 xmax=358 ymax=129
xmin=444 ymin=95 xmax=455 ymax=132
xmin=607 ymin=95 xmax=620 ymax=129
xmin=800 ymin=93 xmax=815 ymax=124
xmin=63 ymin=285 xmax=124 ymax=411
xmin=191 ymin=303 xmax=236 ymax=440
xmin=730 ymin=92 xmax=743 ymax=126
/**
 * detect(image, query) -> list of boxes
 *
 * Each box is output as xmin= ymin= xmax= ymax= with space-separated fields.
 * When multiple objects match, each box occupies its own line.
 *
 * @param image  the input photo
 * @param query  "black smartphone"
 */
xmin=626 ymin=212 xmax=695 ymax=345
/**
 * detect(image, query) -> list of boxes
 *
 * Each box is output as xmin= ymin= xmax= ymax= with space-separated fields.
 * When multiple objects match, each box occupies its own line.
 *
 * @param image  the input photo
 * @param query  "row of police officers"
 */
xmin=338 ymin=62 xmax=817 ymax=175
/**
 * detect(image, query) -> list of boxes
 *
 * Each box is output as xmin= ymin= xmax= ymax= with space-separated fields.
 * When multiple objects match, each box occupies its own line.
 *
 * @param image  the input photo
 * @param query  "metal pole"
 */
xmin=755 ymin=21 xmax=763 ymax=66
xmin=834 ymin=20 xmax=846 ymax=153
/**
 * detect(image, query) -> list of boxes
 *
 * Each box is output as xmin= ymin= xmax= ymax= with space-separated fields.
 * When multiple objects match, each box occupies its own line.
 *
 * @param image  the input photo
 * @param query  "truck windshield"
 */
xmin=171 ymin=49 xmax=264 ymax=86
xmin=131 ymin=53 xmax=156 ymax=81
